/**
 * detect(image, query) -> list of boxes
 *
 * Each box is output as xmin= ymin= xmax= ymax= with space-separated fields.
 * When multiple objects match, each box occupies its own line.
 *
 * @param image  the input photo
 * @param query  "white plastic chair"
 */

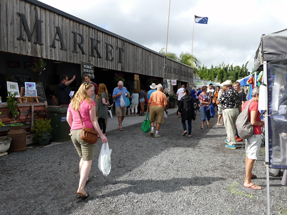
xmin=107 ymin=103 xmax=113 ymax=118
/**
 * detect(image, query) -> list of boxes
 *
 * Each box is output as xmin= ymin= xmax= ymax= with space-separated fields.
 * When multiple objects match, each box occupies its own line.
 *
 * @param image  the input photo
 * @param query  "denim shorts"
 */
xmin=200 ymin=106 xmax=211 ymax=122
xmin=139 ymin=98 xmax=145 ymax=103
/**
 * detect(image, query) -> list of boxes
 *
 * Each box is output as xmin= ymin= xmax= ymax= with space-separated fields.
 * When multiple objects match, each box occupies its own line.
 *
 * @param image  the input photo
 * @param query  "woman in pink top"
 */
xmin=242 ymin=87 xmax=264 ymax=190
xmin=67 ymin=82 xmax=108 ymax=200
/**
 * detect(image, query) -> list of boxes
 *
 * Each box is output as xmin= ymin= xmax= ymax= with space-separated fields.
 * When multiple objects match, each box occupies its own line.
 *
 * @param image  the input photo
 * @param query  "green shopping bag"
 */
xmin=141 ymin=113 xmax=151 ymax=133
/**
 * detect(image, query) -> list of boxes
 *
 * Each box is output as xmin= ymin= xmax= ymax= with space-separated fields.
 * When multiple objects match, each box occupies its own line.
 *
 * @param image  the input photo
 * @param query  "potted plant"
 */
xmin=6 ymin=92 xmax=27 ymax=152
xmin=7 ymin=92 xmax=20 ymax=124
xmin=32 ymin=119 xmax=52 ymax=145
xmin=0 ymin=113 xmax=12 ymax=156
xmin=26 ymin=58 xmax=46 ymax=74
xmin=114 ymin=72 xmax=125 ymax=83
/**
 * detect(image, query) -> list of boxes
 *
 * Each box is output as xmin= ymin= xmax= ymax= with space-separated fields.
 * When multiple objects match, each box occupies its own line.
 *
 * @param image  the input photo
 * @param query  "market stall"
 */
xmin=254 ymin=28 xmax=287 ymax=214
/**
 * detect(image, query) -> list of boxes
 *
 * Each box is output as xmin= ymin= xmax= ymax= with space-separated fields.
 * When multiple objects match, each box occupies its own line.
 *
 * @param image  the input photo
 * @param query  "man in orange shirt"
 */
xmin=147 ymin=84 xmax=167 ymax=138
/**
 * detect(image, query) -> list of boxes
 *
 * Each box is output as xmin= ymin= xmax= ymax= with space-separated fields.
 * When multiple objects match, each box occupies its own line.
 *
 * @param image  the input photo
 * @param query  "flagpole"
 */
xmin=191 ymin=15 xmax=195 ymax=78
xmin=164 ymin=0 xmax=171 ymax=82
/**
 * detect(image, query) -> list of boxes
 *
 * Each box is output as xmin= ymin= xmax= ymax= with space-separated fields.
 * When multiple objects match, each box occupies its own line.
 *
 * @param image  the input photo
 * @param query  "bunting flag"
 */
xmin=195 ymin=15 xmax=208 ymax=24
xmin=247 ymin=75 xmax=255 ymax=100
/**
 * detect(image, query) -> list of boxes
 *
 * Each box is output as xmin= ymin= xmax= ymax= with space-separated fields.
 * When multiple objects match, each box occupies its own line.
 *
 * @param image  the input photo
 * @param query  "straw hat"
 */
xmin=150 ymin=83 xmax=157 ymax=89
xmin=221 ymin=80 xmax=232 ymax=86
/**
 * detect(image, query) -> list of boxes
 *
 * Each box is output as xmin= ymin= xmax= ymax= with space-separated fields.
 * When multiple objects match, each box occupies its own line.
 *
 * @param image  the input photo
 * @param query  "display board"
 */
xmin=36 ymin=82 xmax=46 ymax=102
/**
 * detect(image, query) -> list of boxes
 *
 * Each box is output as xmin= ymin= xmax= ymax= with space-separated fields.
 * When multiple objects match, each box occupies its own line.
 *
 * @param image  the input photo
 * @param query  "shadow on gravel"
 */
xmin=97 ymin=177 xmax=225 ymax=198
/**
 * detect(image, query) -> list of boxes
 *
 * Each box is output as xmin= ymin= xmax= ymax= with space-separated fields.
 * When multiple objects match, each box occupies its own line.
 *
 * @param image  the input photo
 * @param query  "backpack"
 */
xmin=235 ymin=100 xmax=254 ymax=139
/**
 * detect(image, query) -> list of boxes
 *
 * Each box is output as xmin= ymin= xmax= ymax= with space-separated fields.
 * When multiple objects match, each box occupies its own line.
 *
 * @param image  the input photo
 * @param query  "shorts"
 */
xmin=218 ymin=106 xmax=223 ymax=115
xmin=150 ymin=106 xmax=164 ymax=124
xmin=70 ymin=129 xmax=95 ymax=161
xmin=139 ymin=98 xmax=145 ymax=103
xmin=245 ymin=134 xmax=261 ymax=160
xmin=116 ymin=106 xmax=127 ymax=117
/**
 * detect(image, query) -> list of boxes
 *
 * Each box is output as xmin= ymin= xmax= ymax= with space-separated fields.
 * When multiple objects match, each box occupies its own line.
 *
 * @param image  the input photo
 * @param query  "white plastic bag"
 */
xmin=98 ymin=142 xmax=112 ymax=176
xmin=164 ymin=111 xmax=168 ymax=119
xmin=120 ymin=95 xmax=126 ymax=108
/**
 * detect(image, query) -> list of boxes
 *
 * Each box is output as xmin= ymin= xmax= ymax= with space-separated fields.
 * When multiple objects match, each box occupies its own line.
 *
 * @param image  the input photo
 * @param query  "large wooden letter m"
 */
xmin=17 ymin=13 xmax=43 ymax=45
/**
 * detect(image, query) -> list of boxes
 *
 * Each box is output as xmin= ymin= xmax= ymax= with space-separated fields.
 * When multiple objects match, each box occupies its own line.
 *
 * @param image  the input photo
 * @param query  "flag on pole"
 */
xmin=195 ymin=15 xmax=208 ymax=24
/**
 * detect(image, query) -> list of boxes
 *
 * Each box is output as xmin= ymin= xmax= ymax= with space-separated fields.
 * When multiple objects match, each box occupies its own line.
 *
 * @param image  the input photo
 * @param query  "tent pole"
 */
xmin=263 ymin=61 xmax=270 ymax=215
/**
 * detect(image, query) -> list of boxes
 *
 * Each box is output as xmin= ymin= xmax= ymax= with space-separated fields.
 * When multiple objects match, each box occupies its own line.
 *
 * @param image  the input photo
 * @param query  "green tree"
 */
xmin=159 ymin=48 xmax=178 ymax=61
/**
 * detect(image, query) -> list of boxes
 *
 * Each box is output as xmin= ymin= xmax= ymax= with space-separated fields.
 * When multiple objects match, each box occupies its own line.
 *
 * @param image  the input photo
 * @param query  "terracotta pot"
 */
xmin=8 ymin=124 xmax=27 ymax=152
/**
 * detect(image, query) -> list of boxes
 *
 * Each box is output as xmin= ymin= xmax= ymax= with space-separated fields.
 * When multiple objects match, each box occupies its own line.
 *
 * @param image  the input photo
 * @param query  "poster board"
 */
xmin=25 ymin=82 xmax=37 ymax=97
xmin=7 ymin=81 xmax=20 ymax=97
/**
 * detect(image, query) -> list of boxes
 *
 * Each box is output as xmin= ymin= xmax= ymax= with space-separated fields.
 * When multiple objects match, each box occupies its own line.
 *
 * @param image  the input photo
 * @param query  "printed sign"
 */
xmin=171 ymin=79 xmax=177 ymax=86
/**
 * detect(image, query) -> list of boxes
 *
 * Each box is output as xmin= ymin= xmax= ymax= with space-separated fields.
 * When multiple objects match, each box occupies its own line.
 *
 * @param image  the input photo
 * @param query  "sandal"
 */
xmin=188 ymin=135 xmax=192 ymax=138
xmin=76 ymin=192 xmax=89 ymax=200
xmin=201 ymin=127 xmax=205 ymax=130
xmin=119 ymin=127 xmax=123 ymax=131
xmin=244 ymin=183 xmax=261 ymax=190
xmin=183 ymin=131 xmax=187 ymax=136
xmin=207 ymin=125 xmax=211 ymax=128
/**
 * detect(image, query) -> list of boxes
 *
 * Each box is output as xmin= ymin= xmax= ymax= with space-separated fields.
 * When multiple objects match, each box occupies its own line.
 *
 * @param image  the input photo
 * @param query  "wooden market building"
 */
xmin=0 ymin=0 xmax=193 ymax=138
xmin=0 ymin=0 xmax=193 ymax=98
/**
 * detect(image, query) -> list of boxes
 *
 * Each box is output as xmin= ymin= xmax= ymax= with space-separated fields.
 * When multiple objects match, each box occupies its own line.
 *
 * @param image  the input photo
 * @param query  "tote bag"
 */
xmin=141 ymin=113 xmax=151 ymax=133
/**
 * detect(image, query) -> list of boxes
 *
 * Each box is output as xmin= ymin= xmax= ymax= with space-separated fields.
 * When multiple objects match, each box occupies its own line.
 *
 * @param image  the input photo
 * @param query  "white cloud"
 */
xmin=38 ymin=0 xmax=287 ymax=72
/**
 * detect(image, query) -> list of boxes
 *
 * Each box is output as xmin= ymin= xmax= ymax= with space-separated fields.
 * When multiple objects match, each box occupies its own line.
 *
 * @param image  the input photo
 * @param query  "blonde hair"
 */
xmin=98 ymin=83 xmax=109 ymax=100
xmin=71 ymin=82 xmax=94 ymax=111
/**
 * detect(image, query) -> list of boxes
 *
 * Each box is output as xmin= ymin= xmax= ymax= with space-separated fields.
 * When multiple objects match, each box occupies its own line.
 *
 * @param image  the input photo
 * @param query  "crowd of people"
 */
xmin=61 ymin=74 xmax=264 ymax=199
xmin=176 ymin=81 xmax=263 ymax=190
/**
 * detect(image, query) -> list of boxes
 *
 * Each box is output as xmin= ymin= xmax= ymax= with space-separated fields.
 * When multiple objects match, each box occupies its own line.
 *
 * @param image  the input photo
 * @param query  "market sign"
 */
xmin=16 ymin=13 xmax=124 ymax=64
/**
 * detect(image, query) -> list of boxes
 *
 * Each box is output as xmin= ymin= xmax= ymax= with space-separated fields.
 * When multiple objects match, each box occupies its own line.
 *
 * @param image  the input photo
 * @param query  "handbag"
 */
xmin=77 ymin=111 xmax=98 ymax=144
xmin=141 ymin=113 xmax=151 ymax=133
xmin=235 ymin=101 xmax=254 ymax=139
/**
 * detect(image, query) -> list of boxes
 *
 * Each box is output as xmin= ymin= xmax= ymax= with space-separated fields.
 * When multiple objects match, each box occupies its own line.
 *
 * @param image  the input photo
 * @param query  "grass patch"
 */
xmin=228 ymin=182 xmax=256 ymax=199
xmin=260 ymin=148 xmax=265 ymax=156
xmin=280 ymin=208 xmax=287 ymax=215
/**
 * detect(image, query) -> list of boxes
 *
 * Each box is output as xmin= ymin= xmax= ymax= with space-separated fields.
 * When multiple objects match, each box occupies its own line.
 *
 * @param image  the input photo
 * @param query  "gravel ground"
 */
xmin=0 ymin=111 xmax=287 ymax=215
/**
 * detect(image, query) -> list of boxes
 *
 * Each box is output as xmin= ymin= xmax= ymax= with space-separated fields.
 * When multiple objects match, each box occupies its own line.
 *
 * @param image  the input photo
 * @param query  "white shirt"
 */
xmin=207 ymin=88 xmax=214 ymax=97
xmin=176 ymin=88 xmax=185 ymax=101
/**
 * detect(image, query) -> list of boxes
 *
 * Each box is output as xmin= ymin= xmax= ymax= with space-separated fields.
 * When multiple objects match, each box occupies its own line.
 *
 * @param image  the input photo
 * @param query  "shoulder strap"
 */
xmin=246 ymin=100 xmax=254 ymax=110
xmin=77 ymin=110 xmax=84 ymax=126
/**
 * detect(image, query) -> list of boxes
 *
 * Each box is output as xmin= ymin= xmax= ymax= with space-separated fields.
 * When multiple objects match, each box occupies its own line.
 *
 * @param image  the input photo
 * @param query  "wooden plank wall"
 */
xmin=0 ymin=0 xmax=193 ymax=83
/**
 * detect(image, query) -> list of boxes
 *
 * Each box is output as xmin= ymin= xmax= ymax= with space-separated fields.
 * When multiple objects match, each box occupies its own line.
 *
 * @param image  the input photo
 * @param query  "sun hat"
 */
xmin=221 ymin=80 xmax=232 ymax=86
xmin=150 ymin=83 xmax=157 ymax=89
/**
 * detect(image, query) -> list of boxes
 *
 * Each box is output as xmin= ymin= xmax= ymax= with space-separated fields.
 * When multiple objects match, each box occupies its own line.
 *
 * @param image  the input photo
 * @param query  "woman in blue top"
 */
xmin=130 ymin=89 xmax=139 ymax=116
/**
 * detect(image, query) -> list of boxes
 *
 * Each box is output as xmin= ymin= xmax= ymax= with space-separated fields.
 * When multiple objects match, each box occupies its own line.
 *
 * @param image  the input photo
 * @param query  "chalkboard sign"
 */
xmin=81 ymin=62 xmax=94 ymax=79
xmin=36 ymin=82 xmax=46 ymax=102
